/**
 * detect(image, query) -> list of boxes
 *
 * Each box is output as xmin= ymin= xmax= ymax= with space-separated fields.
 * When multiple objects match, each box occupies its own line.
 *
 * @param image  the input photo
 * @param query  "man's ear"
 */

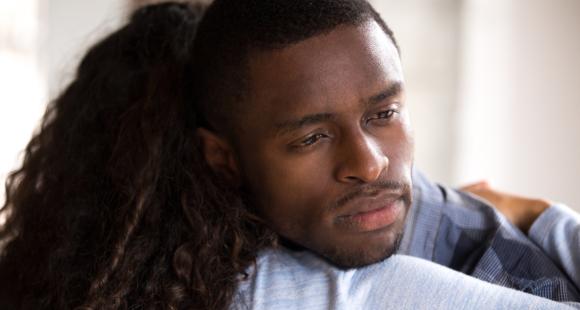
xmin=196 ymin=127 xmax=241 ymax=186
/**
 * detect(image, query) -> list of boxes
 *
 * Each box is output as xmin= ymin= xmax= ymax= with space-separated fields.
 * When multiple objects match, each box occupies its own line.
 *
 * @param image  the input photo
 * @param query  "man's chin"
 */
xmin=318 ymin=231 xmax=403 ymax=270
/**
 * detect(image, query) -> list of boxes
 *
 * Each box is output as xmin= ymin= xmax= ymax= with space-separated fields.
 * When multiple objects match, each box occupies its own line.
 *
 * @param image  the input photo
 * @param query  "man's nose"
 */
xmin=335 ymin=132 xmax=388 ymax=184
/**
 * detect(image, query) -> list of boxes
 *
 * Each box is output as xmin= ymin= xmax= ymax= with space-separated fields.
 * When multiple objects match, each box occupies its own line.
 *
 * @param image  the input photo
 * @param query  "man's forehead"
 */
xmin=243 ymin=20 xmax=403 ymax=121
xmin=248 ymin=22 xmax=399 ymax=78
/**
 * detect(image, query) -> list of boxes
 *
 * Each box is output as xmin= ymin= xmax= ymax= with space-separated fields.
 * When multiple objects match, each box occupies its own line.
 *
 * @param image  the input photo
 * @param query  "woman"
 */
xmin=0 ymin=3 xmax=266 ymax=309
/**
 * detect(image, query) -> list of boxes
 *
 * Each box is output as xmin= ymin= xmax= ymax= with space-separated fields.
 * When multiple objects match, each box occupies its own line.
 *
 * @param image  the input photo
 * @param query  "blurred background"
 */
xmin=1 ymin=0 xmax=579 ymax=212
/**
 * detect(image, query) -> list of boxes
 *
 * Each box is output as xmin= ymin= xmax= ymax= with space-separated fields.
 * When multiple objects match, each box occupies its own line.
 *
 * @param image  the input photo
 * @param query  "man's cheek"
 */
xmin=262 ymin=201 xmax=307 ymax=239
xmin=266 ymin=189 xmax=328 ymax=238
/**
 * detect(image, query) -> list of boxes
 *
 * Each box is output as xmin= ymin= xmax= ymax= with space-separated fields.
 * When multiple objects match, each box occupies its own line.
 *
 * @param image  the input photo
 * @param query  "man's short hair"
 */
xmin=189 ymin=0 xmax=398 ymax=132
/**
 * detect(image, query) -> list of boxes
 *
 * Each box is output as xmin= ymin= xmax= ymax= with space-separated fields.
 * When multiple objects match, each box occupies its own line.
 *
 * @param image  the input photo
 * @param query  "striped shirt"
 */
xmin=400 ymin=169 xmax=579 ymax=303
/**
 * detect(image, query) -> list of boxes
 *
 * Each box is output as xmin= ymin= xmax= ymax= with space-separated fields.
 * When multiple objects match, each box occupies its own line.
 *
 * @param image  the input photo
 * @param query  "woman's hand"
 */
xmin=460 ymin=181 xmax=551 ymax=234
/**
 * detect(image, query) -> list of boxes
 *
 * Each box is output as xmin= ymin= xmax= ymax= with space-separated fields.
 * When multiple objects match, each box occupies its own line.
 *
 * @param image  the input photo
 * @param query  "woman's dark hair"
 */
xmin=0 ymin=0 xmax=396 ymax=309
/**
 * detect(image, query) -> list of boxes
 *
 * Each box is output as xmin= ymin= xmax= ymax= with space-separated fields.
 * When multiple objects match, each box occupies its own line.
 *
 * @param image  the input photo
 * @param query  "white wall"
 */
xmin=0 ymin=0 xmax=45 ymax=208
xmin=0 ymin=0 xmax=125 ymax=207
xmin=45 ymin=0 xmax=126 ymax=98
xmin=371 ymin=0 xmax=461 ymax=185
xmin=372 ymin=0 xmax=580 ymax=212
xmin=455 ymin=0 xmax=580 ymax=211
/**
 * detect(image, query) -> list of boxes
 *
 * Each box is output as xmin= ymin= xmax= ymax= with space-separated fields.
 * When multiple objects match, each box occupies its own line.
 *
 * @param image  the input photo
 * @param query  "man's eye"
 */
xmin=368 ymin=109 xmax=399 ymax=124
xmin=377 ymin=110 xmax=397 ymax=119
xmin=300 ymin=133 xmax=327 ymax=147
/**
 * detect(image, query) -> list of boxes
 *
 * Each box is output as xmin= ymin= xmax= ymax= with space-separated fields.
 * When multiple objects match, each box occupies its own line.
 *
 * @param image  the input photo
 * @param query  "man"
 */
xmin=193 ymin=0 xmax=580 ymax=304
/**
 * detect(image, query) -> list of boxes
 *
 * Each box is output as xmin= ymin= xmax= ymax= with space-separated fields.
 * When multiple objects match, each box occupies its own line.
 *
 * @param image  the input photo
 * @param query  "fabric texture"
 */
xmin=399 ymin=169 xmax=580 ymax=303
xmin=233 ymin=250 xmax=573 ymax=309
xmin=529 ymin=203 xmax=580 ymax=288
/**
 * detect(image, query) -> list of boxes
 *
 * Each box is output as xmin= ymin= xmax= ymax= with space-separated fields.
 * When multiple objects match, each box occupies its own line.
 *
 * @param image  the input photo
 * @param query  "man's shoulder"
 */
xmin=232 ymin=248 xmax=348 ymax=309
xmin=402 ymin=169 xmax=507 ymax=260
xmin=405 ymin=169 xmax=580 ymax=302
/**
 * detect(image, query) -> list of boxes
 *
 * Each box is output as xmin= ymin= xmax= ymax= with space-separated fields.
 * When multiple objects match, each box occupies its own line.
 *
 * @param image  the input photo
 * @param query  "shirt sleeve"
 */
xmin=529 ymin=204 xmax=580 ymax=288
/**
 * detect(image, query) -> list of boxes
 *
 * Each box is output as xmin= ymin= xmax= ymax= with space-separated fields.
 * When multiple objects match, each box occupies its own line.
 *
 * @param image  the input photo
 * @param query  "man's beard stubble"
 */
xmin=280 ymin=180 xmax=412 ymax=270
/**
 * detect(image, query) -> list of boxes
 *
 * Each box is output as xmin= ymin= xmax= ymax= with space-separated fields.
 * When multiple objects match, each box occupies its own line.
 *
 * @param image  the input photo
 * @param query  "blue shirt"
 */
xmin=400 ymin=169 xmax=580 ymax=302
xmin=233 ymin=251 xmax=573 ymax=309
xmin=529 ymin=203 xmax=580 ymax=287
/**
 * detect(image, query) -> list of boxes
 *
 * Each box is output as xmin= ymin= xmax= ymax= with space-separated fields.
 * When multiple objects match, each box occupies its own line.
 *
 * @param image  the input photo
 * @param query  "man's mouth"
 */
xmin=334 ymin=194 xmax=404 ymax=232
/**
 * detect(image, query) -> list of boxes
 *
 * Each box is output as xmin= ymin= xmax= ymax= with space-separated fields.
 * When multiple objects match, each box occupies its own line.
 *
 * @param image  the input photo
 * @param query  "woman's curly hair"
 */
xmin=0 ymin=3 xmax=275 ymax=309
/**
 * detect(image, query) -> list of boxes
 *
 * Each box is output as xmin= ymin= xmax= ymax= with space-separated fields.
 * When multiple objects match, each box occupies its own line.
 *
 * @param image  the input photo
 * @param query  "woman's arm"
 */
xmin=462 ymin=181 xmax=580 ymax=288
xmin=460 ymin=181 xmax=550 ymax=233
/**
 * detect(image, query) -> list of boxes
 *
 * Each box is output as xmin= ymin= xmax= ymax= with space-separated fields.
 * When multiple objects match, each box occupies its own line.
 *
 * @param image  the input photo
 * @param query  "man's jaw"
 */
xmin=315 ymin=230 xmax=405 ymax=270
xmin=277 ymin=208 xmax=408 ymax=270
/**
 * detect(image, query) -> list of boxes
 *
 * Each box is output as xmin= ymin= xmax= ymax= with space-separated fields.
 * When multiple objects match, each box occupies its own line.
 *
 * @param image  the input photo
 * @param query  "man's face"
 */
xmin=232 ymin=20 xmax=414 ymax=268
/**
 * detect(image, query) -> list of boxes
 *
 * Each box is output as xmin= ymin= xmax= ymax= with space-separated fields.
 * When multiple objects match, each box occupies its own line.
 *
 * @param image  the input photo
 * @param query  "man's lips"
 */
xmin=337 ymin=191 xmax=403 ymax=216
xmin=334 ymin=193 xmax=404 ymax=232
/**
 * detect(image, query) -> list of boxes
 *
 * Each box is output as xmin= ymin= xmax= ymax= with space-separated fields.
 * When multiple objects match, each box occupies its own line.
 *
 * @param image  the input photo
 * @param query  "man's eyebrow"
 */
xmin=366 ymin=82 xmax=403 ymax=106
xmin=273 ymin=82 xmax=403 ymax=137
xmin=274 ymin=113 xmax=335 ymax=137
